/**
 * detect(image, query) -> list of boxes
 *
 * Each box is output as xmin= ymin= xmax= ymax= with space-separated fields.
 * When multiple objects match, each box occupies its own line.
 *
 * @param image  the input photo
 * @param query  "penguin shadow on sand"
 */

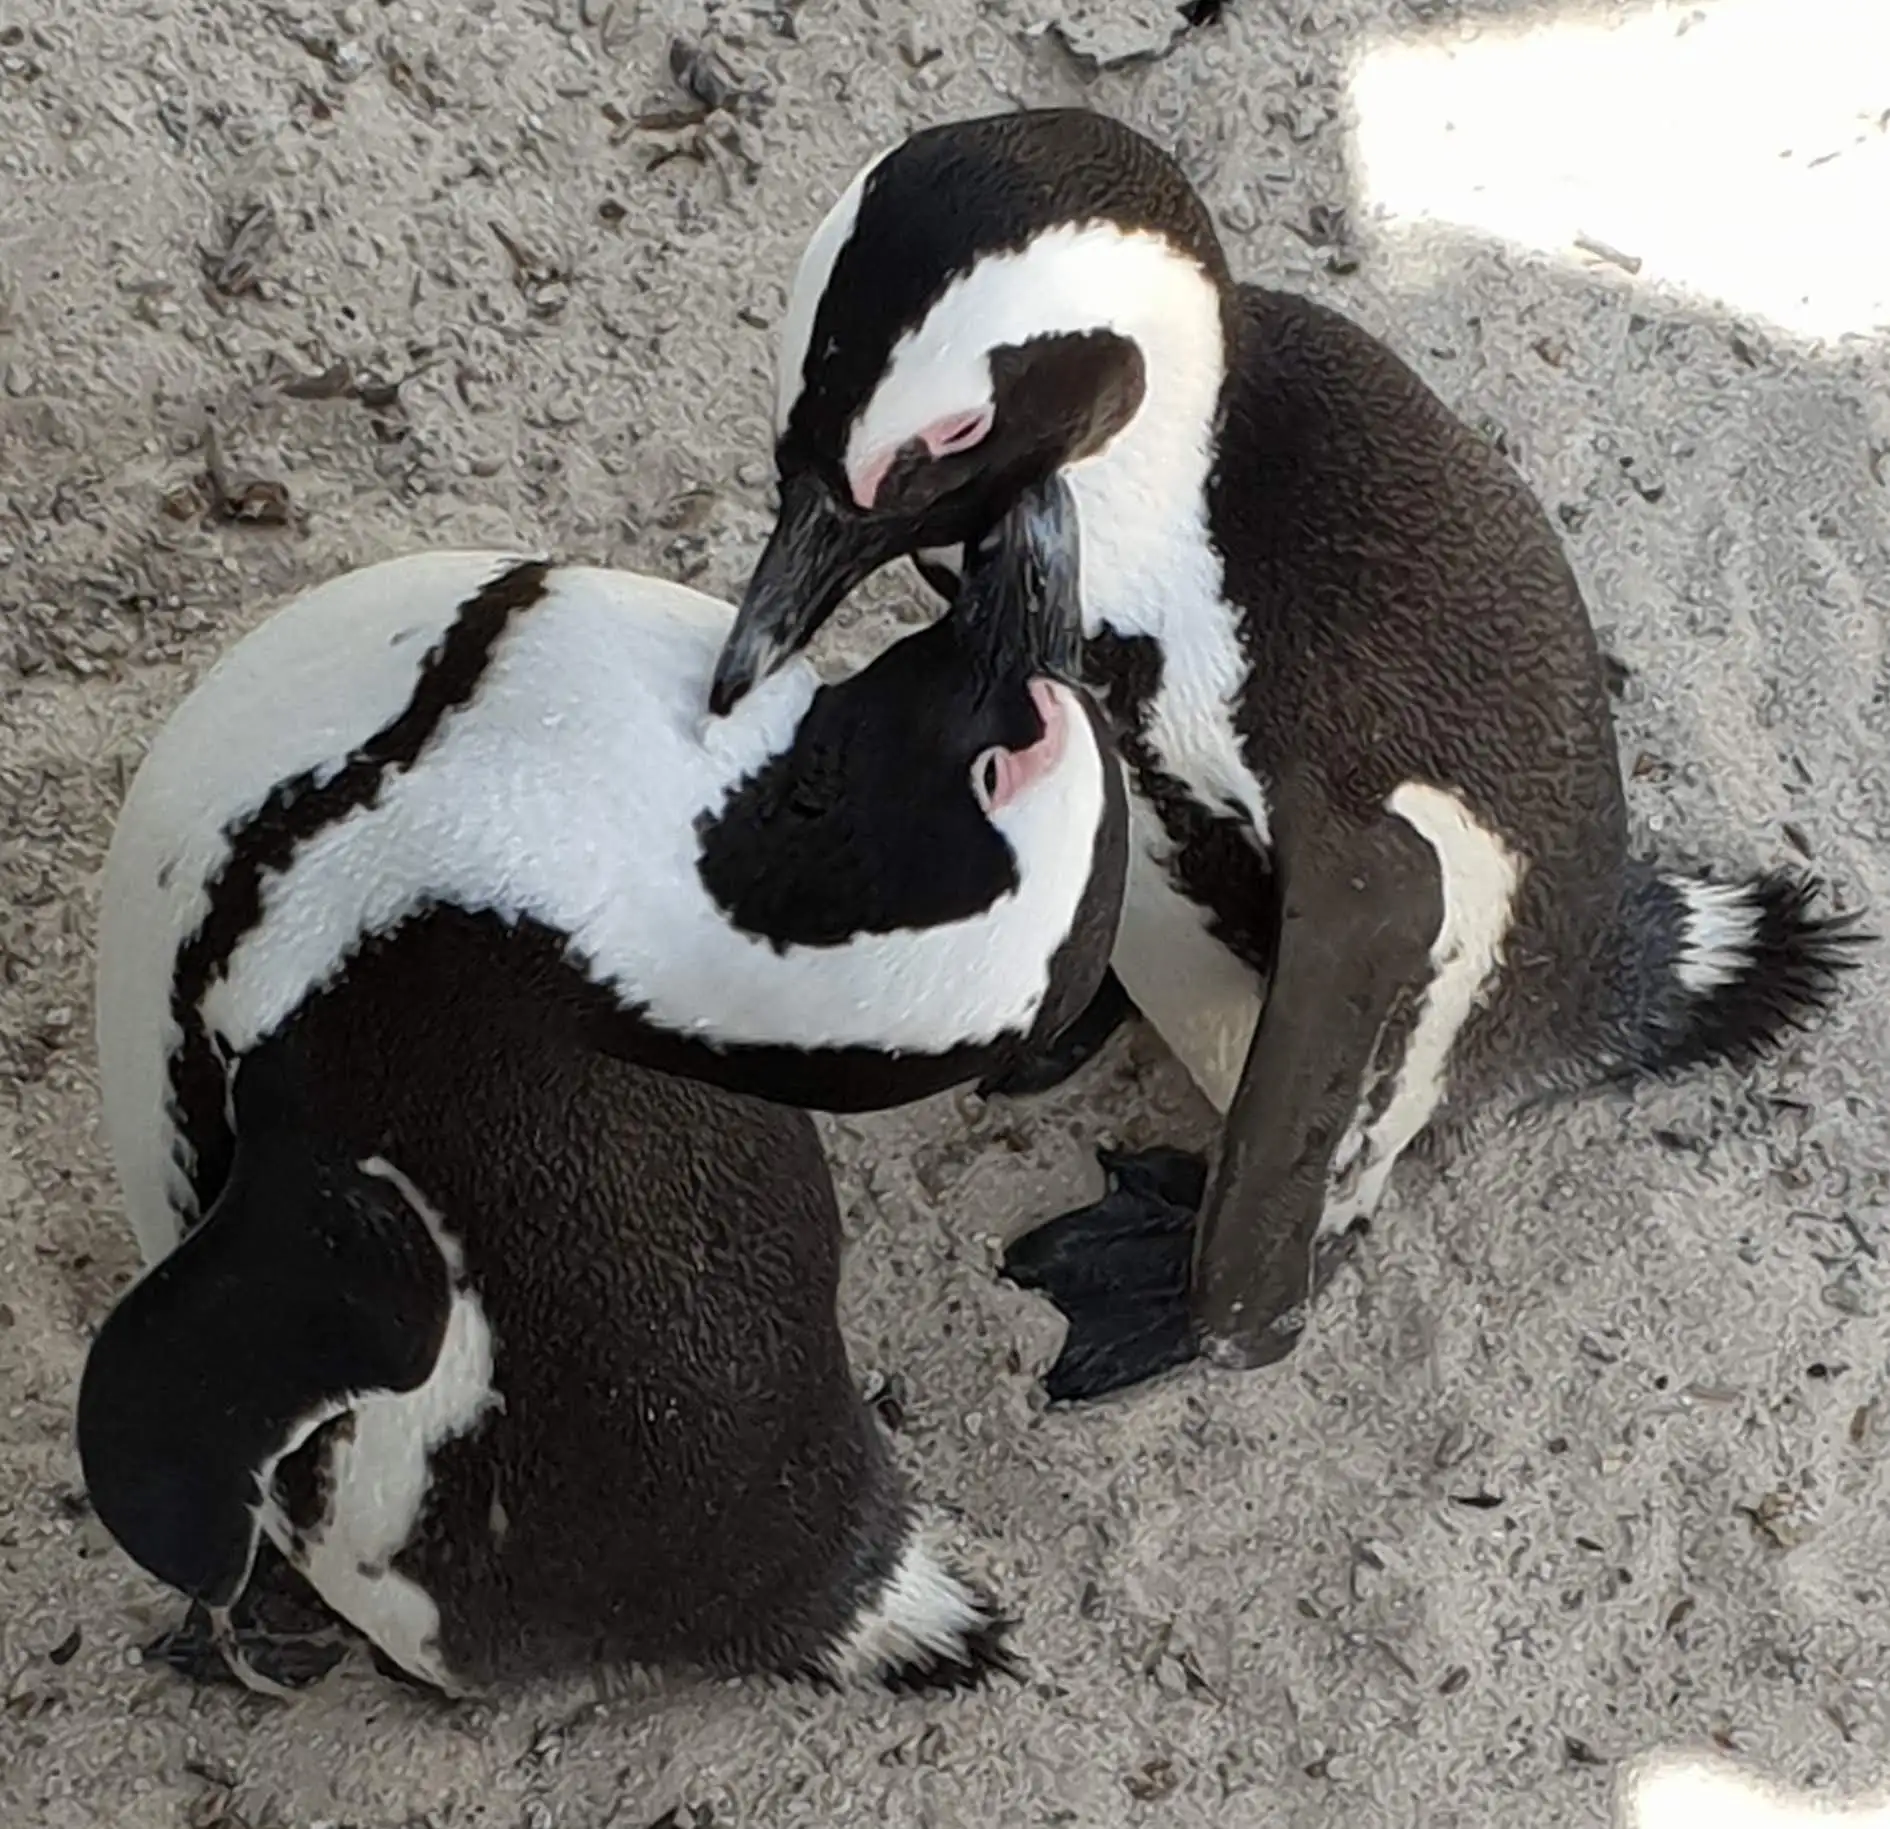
xmin=707 ymin=105 xmax=1872 ymax=1407
xmin=73 ymin=479 xmax=1129 ymax=1704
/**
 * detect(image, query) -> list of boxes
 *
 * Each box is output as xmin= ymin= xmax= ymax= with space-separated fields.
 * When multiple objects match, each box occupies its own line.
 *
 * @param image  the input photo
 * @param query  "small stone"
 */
xmin=896 ymin=22 xmax=939 ymax=67
xmin=1151 ymin=1655 xmax=1188 ymax=1697
xmin=1744 ymin=1486 xmax=1811 ymax=1550
xmin=1123 ymin=1758 xmax=1177 ymax=1802
xmin=1050 ymin=0 xmax=1187 ymax=68
xmin=1823 ymin=1268 xmax=1876 ymax=1317
xmin=216 ymin=477 xmax=292 ymax=526
xmin=867 ymin=1371 xmax=906 ymax=1432
xmin=160 ymin=481 xmax=202 ymax=521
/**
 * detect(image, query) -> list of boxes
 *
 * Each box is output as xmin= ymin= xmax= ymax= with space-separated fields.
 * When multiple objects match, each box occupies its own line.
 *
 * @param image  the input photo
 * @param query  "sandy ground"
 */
xmin=3 ymin=0 xmax=1889 ymax=1824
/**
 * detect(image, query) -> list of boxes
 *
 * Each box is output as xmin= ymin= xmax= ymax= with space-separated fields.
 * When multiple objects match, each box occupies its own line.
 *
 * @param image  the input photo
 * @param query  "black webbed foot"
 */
xmin=999 ymin=1147 xmax=1206 ymax=1405
xmin=138 ymin=1541 xmax=350 ymax=1695
xmin=141 ymin=1600 xmax=348 ymax=1696
xmin=977 ymin=972 xmax=1138 ymax=1101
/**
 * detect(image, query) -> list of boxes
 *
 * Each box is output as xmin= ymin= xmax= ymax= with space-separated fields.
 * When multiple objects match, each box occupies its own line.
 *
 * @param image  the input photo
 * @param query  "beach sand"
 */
xmin=2 ymin=0 xmax=1887 ymax=1823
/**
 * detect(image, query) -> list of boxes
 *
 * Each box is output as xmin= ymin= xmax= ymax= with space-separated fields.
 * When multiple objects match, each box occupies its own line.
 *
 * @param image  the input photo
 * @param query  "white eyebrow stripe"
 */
xmin=775 ymin=145 xmax=895 ymax=434
xmin=841 ymin=221 xmax=1212 ymax=485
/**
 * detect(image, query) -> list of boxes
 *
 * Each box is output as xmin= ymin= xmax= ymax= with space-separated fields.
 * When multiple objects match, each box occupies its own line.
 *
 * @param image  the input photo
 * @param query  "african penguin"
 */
xmin=706 ymin=106 xmax=1865 ymax=1404
xmin=77 ymin=479 xmax=1129 ymax=1698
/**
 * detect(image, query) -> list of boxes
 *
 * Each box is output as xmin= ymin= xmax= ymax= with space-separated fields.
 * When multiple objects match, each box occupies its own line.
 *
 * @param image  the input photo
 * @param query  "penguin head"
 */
xmin=77 ymin=1064 xmax=455 ymax=1620
xmin=709 ymin=107 xmax=1231 ymax=715
xmin=696 ymin=474 xmax=1126 ymax=1058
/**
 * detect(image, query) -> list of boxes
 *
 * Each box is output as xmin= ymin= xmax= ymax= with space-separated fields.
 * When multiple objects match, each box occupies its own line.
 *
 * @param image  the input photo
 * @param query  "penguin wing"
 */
xmin=1193 ymin=808 xmax=1444 ymax=1362
xmin=77 ymin=1096 xmax=454 ymax=1612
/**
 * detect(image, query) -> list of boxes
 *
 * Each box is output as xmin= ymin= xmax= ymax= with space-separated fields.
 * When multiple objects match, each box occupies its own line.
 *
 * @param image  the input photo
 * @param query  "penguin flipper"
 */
xmin=1192 ymin=812 xmax=1442 ymax=1370
xmin=79 ymin=1086 xmax=454 ymax=1683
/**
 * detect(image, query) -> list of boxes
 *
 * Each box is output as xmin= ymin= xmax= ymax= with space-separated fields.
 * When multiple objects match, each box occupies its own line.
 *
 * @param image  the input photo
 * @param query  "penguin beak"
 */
xmin=709 ymin=474 xmax=901 ymax=717
xmin=956 ymin=474 xmax=1085 ymax=683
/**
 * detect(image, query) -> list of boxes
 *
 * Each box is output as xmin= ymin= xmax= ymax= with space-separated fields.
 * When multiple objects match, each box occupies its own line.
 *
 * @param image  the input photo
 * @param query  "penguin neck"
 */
xmin=1062 ymin=266 xmax=1230 ymax=648
xmin=1053 ymin=265 xmax=1269 ymax=838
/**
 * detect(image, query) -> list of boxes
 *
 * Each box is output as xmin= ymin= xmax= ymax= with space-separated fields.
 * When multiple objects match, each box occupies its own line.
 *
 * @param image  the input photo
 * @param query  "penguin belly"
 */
xmin=1109 ymin=789 xmax=1265 ymax=1117
xmin=258 ymin=1276 xmax=499 ymax=1696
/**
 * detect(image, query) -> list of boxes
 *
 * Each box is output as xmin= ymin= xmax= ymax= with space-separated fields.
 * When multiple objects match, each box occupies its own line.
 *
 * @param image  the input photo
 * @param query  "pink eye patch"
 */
xmin=849 ymin=403 xmax=996 ymax=509
xmin=980 ymin=680 xmax=1069 ymax=813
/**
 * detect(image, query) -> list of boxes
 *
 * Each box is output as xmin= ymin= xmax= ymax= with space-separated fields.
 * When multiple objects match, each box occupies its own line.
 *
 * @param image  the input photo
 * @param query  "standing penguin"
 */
xmin=706 ymin=107 xmax=1864 ymax=1403
xmin=77 ymin=479 xmax=1128 ymax=1697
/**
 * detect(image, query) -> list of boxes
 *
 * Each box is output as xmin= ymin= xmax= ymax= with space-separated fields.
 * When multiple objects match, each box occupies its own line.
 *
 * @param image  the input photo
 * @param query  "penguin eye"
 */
xmin=927 ymin=407 xmax=993 ymax=456
xmin=971 ymin=748 xmax=1004 ymax=814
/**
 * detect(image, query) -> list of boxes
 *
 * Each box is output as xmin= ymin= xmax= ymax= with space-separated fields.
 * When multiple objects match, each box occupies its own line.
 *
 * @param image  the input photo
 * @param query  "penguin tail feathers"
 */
xmin=815 ymin=1530 xmax=1019 ymax=1695
xmin=1609 ymin=863 xmax=1868 ymax=1079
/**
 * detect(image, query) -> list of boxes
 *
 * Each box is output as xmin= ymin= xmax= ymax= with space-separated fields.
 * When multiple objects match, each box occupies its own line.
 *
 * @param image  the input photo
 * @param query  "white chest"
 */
xmin=1066 ymin=471 xmax=1275 ymax=1110
xmin=1109 ymin=792 xmax=1265 ymax=1113
xmin=1068 ymin=433 xmax=1271 ymax=843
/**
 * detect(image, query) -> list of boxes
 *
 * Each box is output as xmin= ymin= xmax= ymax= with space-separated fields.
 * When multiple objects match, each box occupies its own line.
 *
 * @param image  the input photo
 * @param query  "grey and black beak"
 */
xmin=954 ymin=474 xmax=1086 ymax=683
xmin=710 ymin=475 xmax=904 ymax=717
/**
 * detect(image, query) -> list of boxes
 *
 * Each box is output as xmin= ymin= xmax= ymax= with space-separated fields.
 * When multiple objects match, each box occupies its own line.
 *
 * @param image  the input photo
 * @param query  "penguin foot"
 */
xmin=139 ymin=1540 xmax=351 ymax=1695
xmin=140 ymin=1600 xmax=348 ymax=1696
xmin=1000 ymin=1147 xmax=1206 ymax=1405
xmin=976 ymin=971 xmax=1137 ymax=1100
